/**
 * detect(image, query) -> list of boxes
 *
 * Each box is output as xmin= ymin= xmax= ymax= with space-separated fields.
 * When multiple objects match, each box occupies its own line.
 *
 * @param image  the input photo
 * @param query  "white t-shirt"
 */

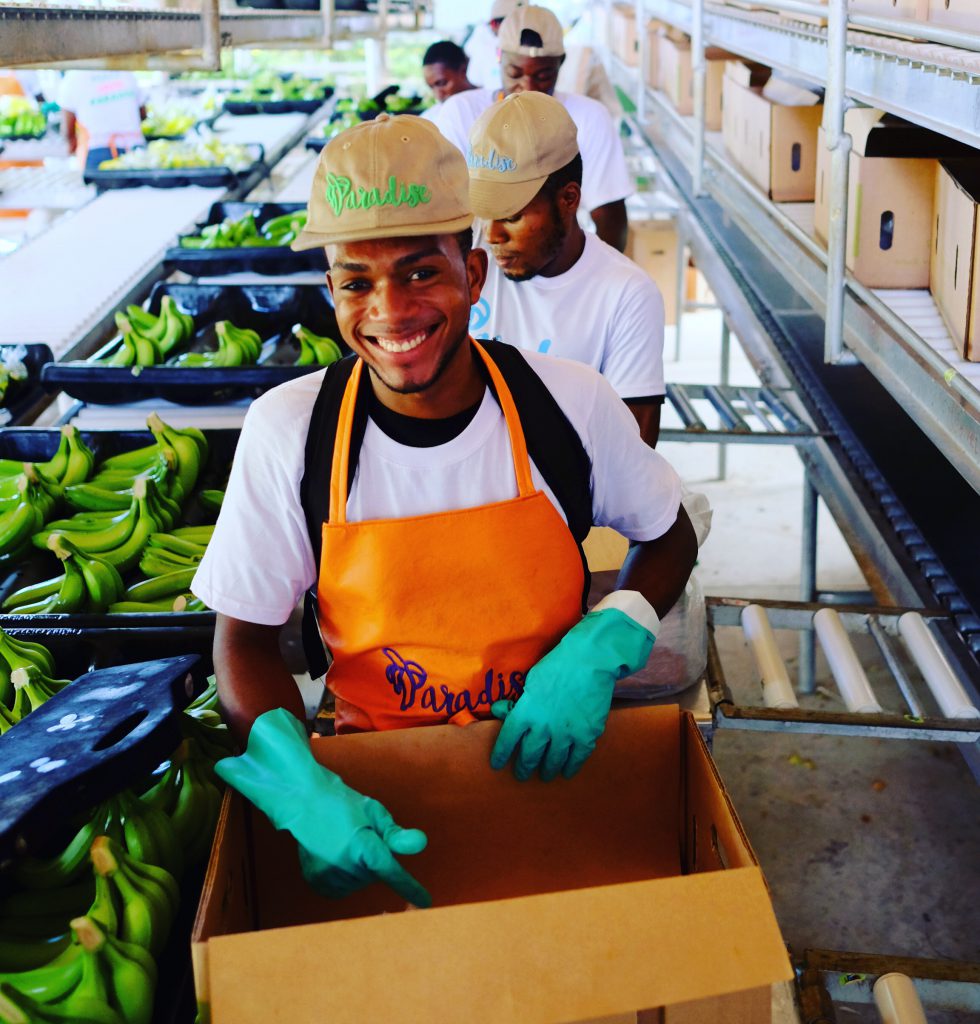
xmin=463 ymin=22 xmax=501 ymax=90
xmin=471 ymin=231 xmax=665 ymax=399
xmin=192 ymin=351 xmax=681 ymax=626
xmin=430 ymin=88 xmax=633 ymax=213
xmin=57 ymin=71 xmax=143 ymax=150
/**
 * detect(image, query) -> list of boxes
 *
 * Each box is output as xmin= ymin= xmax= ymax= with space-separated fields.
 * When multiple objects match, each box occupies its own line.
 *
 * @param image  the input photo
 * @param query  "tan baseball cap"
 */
xmin=490 ymin=0 xmax=524 ymax=20
xmin=497 ymin=4 xmax=565 ymax=58
xmin=467 ymin=91 xmax=578 ymax=220
xmin=292 ymin=113 xmax=473 ymax=250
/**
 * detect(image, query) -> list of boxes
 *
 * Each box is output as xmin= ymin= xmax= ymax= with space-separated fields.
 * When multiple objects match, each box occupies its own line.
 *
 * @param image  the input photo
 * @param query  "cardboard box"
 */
xmin=656 ymin=35 xmax=734 ymax=131
xmin=610 ymin=3 xmax=640 ymax=66
xmin=192 ymin=706 xmax=792 ymax=1024
xmin=722 ymin=62 xmax=824 ymax=202
xmin=814 ymin=109 xmax=977 ymax=288
xmin=627 ymin=218 xmax=679 ymax=324
xmin=927 ymin=0 xmax=980 ymax=32
xmin=930 ymin=162 xmax=980 ymax=360
xmin=849 ymin=0 xmax=928 ymax=19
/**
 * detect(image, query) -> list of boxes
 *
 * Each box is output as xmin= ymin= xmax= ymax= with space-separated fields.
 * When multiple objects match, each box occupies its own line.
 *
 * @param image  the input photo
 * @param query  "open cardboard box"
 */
xmin=722 ymin=62 xmax=823 ymax=202
xmin=192 ymin=706 xmax=791 ymax=1023
xmin=626 ymin=218 xmax=679 ymax=325
xmin=814 ymin=109 xmax=978 ymax=288
xmin=931 ymin=161 xmax=980 ymax=361
xmin=656 ymin=36 xmax=734 ymax=130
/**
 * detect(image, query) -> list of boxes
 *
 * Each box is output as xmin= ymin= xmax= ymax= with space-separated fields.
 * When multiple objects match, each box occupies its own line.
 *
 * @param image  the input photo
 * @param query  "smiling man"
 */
xmin=431 ymin=4 xmax=632 ymax=251
xmin=192 ymin=113 xmax=696 ymax=906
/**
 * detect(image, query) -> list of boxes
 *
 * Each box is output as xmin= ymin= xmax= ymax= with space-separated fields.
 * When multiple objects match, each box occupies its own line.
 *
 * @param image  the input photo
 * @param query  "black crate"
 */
xmin=0 ymin=344 xmax=54 ymax=426
xmin=164 ymin=202 xmax=323 ymax=277
xmin=0 ymin=426 xmax=239 ymax=629
xmin=83 ymin=143 xmax=265 ymax=190
xmin=42 ymin=283 xmax=345 ymax=406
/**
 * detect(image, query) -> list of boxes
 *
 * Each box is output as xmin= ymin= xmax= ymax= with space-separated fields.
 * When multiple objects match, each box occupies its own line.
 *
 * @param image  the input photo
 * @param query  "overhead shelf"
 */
xmin=0 ymin=1 xmax=432 ymax=67
xmin=643 ymin=0 xmax=980 ymax=149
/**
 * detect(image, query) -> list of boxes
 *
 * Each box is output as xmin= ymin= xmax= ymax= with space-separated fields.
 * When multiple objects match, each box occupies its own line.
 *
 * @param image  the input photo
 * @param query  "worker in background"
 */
xmin=467 ymin=92 xmax=665 ymax=447
xmin=558 ymin=10 xmax=621 ymax=119
xmin=57 ymin=70 xmax=144 ymax=174
xmin=464 ymin=0 xmax=526 ymax=90
xmin=193 ymin=113 xmax=697 ymax=906
xmin=431 ymin=4 xmax=632 ymax=252
xmin=421 ymin=41 xmax=476 ymax=106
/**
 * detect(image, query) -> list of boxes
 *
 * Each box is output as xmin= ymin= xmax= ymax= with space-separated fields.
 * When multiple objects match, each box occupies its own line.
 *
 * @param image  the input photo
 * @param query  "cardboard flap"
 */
xmin=847 ymin=108 xmax=980 ymax=158
xmin=725 ymin=60 xmax=770 ymax=88
xmin=207 ymin=868 xmax=792 ymax=1024
xmin=941 ymin=159 xmax=980 ymax=205
xmin=761 ymin=75 xmax=822 ymax=108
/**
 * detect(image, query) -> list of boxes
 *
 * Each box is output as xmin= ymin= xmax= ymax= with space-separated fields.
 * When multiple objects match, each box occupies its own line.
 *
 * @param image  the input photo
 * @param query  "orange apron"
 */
xmin=317 ymin=339 xmax=585 ymax=733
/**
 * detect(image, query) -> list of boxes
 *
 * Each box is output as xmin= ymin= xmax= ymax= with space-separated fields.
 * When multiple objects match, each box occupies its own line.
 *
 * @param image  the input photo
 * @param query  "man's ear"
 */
xmin=466 ymin=246 xmax=489 ymax=305
xmin=559 ymin=180 xmax=582 ymax=219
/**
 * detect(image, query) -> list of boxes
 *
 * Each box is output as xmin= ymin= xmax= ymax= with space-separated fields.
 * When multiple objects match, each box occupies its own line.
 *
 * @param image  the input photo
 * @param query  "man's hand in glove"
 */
xmin=215 ymin=707 xmax=431 ymax=907
xmin=490 ymin=592 xmax=658 ymax=782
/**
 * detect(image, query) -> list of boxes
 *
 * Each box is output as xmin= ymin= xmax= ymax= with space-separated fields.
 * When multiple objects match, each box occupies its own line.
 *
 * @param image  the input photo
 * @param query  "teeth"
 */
xmin=375 ymin=331 xmax=426 ymax=354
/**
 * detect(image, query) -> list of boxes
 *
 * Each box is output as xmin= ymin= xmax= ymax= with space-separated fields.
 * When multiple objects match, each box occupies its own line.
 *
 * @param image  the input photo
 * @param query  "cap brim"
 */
xmin=291 ymin=212 xmax=475 ymax=251
xmin=468 ymin=174 xmax=545 ymax=221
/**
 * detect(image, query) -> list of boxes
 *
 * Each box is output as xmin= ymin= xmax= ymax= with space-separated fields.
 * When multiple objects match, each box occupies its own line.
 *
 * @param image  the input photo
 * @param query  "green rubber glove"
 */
xmin=490 ymin=597 xmax=657 ymax=782
xmin=215 ymin=708 xmax=431 ymax=907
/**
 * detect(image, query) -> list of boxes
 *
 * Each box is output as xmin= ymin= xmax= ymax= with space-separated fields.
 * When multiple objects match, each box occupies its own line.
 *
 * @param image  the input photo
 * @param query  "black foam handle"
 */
xmin=0 ymin=654 xmax=200 ymax=861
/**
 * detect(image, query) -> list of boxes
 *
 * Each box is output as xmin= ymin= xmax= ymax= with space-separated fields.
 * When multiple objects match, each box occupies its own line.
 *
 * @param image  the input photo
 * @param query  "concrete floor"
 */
xmin=662 ymin=309 xmax=980 ymax=1019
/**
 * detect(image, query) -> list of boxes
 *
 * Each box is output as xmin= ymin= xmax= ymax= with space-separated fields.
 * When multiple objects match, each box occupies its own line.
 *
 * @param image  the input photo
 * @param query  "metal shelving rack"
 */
xmin=0 ymin=0 xmax=433 ymax=70
xmin=620 ymin=0 xmax=980 ymax=498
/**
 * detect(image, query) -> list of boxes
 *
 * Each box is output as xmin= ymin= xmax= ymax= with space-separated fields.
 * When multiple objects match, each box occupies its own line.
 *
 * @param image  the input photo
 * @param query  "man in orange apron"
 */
xmin=194 ymin=113 xmax=697 ymax=906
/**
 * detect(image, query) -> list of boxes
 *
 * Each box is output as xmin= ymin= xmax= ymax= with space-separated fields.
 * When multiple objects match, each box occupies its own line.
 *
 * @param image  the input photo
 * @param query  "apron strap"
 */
xmin=327 ymin=340 xmax=537 ymax=523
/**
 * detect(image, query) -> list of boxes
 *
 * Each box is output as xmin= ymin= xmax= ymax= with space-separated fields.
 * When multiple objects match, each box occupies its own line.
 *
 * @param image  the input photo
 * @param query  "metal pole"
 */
xmin=717 ymin=319 xmax=730 ymax=480
xmin=200 ymin=0 xmax=220 ymax=71
xmin=691 ymin=0 xmax=706 ymax=197
xmin=823 ymin=0 xmax=852 ymax=365
xmin=321 ymin=0 xmax=335 ymax=49
xmin=636 ymin=0 xmax=646 ymax=123
xmin=674 ymin=220 xmax=686 ymax=361
xmin=799 ymin=471 xmax=818 ymax=693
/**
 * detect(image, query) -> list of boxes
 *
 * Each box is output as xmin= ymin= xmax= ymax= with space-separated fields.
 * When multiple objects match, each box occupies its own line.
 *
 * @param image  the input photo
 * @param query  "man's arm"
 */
xmin=616 ymin=504 xmax=698 ymax=619
xmin=214 ymin=613 xmax=306 ymax=748
xmin=62 ymin=110 xmax=78 ymax=154
xmin=625 ymin=399 xmax=662 ymax=448
xmin=591 ymin=198 xmax=628 ymax=252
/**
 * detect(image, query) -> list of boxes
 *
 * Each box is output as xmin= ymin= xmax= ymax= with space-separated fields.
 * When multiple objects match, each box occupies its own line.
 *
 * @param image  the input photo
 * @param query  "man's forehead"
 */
xmin=326 ymin=234 xmax=456 ymax=266
xmin=501 ymin=51 xmax=562 ymax=71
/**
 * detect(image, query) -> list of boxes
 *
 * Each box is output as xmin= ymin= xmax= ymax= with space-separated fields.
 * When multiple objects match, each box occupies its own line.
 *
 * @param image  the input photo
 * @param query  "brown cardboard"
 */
xmin=928 ymin=0 xmax=980 ymax=31
xmin=193 ymin=707 xmax=792 ymax=1023
xmin=626 ymin=218 xmax=679 ymax=324
xmin=656 ymin=35 xmax=733 ymax=130
xmin=611 ymin=3 xmax=640 ymax=66
xmin=930 ymin=162 xmax=980 ymax=360
xmin=850 ymin=0 xmax=928 ymax=18
xmin=814 ymin=110 xmax=977 ymax=288
xmin=722 ymin=62 xmax=823 ymax=202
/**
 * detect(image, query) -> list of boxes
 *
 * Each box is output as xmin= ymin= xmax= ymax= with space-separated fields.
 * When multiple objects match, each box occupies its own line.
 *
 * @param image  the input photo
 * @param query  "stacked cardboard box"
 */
xmin=626 ymin=218 xmax=679 ymax=325
xmin=610 ymin=2 xmax=640 ymax=66
xmin=656 ymin=36 xmax=735 ymax=130
xmin=931 ymin=163 xmax=980 ymax=361
xmin=849 ymin=0 xmax=928 ymax=18
xmin=192 ymin=707 xmax=792 ymax=1023
xmin=722 ymin=62 xmax=824 ymax=202
xmin=814 ymin=109 xmax=977 ymax=288
xmin=926 ymin=0 xmax=980 ymax=31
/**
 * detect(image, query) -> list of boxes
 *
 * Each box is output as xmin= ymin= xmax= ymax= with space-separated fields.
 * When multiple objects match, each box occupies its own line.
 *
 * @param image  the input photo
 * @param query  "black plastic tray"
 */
xmin=141 ymin=110 xmax=222 ymax=142
xmin=0 ymin=130 xmax=47 ymax=142
xmin=42 ymin=283 xmax=344 ymax=406
xmin=164 ymin=202 xmax=323 ymax=277
xmin=0 ymin=344 xmax=54 ymax=426
xmin=223 ymin=88 xmax=333 ymax=116
xmin=0 ymin=426 xmax=239 ymax=628
xmin=83 ymin=143 xmax=265 ymax=190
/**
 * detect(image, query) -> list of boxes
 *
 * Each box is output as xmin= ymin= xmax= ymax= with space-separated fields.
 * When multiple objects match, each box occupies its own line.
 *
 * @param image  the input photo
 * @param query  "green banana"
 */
xmin=32 ymin=508 xmax=133 ymax=551
xmin=58 ymin=428 xmax=96 ymax=487
xmin=94 ymin=442 xmax=164 ymax=475
xmin=0 ymin=934 xmax=85 ymax=1003
xmin=104 ymin=333 xmax=137 ymax=368
xmin=146 ymin=532 xmax=206 ymax=558
xmin=217 ymin=321 xmax=262 ymax=362
xmin=170 ymin=524 xmax=214 ymax=543
xmin=8 ymin=665 xmax=70 ymax=717
xmin=139 ymin=755 xmax=181 ymax=815
xmin=138 ymin=547 xmax=201 ymax=578
xmin=146 ymin=414 xmax=201 ymax=498
xmin=196 ymin=490 xmax=223 ymax=516
xmin=9 ymin=551 xmax=86 ymax=616
xmin=0 ymin=979 xmax=124 ymax=1024
xmin=103 ymin=840 xmax=179 ymax=925
xmin=0 ymin=477 xmax=47 ymax=561
xmin=12 ymin=808 xmax=108 ymax=890
xmin=187 ymin=676 xmax=219 ymax=714
xmin=292 ymin=324 xmax=342 ymax=367
xmin=72 ymin=916 xmax=156 ymax=1024
xmin=46 ymin=535 xmax=125 ymax=612
xmin=106 ymin=599 xmax=182 ymax=614
xmin=0 ymin=878 xmax=94 ymax=923
xmin=1 ymin=574 xmax=63 ymax=611
xmin=105 ymin=793 xmax=181 ymax=880
xmin=169 ymin=753 xmax=223 ymax=866
xmin=124 ymin=568 xmax=197 ymax=602
xmin=0 ymin=631 xmax=57 ymax=677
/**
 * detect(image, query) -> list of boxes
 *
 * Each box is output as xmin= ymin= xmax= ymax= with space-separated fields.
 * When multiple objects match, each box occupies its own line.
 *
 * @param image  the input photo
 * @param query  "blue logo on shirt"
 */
xmin=382 ymin=648 xmax=524 ymax=717
xmin=470 ymin=298 xmax=491 ymax=333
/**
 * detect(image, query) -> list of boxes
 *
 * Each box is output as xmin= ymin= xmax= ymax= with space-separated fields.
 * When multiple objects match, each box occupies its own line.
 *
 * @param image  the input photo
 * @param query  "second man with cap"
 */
xmin=467 ymin=91 xmax=666 ymax=446
xmin=433 ymin=4 xmax=632 ymax=251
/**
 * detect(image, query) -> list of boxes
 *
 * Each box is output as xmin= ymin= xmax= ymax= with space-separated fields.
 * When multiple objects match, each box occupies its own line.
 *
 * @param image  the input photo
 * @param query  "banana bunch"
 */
xmin=0 ymin=915 xmax=156 ymax=1024
xmin=293 ymin=324 xmax=343 ymax=367
xmin=0 ymin=427 xmax=94 ymax=490
xmin=97 ymin=296 xmax=194 ymax=369
xmin=98 ymin=138 xmax=253 ymax=172
xmin=140 ymin=108 xmax=196 ymax=139
xmin=0 ymin=97 xmax=46 ymax=139
xmin=108 ymin=526 xmax=211 ymax=613
xmin=179 ymin=208 xmax=307 ymax=250
xmin=0 ymin=472 xmax=61 ymax=564
xmin=169 ymin=320 xmax=262 ymax=369
xmin=3 ymin=535 xmax=124 ymax=616
xmin=0 ymin=629 xmax=57 ymax=709
xmin=7 ymin=664 xmax=70 ymax=721
xmin=180 ymin=676 xmax=235 ymax=764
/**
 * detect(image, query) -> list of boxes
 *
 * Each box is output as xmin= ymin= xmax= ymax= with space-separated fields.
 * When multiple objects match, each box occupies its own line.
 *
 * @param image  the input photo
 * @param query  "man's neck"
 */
xmin=537 ymin=223 xmax=586 ymax=279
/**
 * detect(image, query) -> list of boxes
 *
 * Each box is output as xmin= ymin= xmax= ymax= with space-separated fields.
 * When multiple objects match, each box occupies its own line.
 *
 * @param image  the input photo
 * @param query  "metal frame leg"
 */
xmin=674 ymin=226 xmax=686 ymax=361
xmin=799 ymin=472 xmax=819 ymax=694
xmin=717 ymin=319 xmax=731 ymax=480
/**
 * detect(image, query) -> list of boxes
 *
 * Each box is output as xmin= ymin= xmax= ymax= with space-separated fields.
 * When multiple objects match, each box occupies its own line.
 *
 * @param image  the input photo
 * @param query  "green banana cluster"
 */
xmin=0 ymin=629 xmax=58 ymax=730
xmin=292 ymin=324 xmax=343 ymax=367
xmin=109 ymin=526 xmax=212 ymax=614
xmin=0 ymin=472 xmax=60 ymax=565
xmin=196 ymin=490 xmax=223 ymax=518
xmin=0 ymin=96 xmax=46 ymax=139
xmin=170 ymin=320 xmax=262 ymax=369
xmin=0 ymin=427 xmax=94 ymax=490
xmin=3 ymin=536 xmax=125 ymax=615
xmin=97 ymin=297 xmax=194 ymax=369
xmin=179 ymin=208 xmax=307 ymax=250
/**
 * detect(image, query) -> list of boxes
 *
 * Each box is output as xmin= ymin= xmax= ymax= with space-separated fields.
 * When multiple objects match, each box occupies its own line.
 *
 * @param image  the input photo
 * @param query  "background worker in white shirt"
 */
xmin=422 ymin=41 xmax=477 ymax=107
xmin=467 ymin=92 xmax=665 ymax=446
xmin=464 ymin=0 xmax=526 ymax=90
xmin=433 ymin=4 xmax=632 ymax=252
xmin=57 ymin=70 xmax=144 ymax=174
